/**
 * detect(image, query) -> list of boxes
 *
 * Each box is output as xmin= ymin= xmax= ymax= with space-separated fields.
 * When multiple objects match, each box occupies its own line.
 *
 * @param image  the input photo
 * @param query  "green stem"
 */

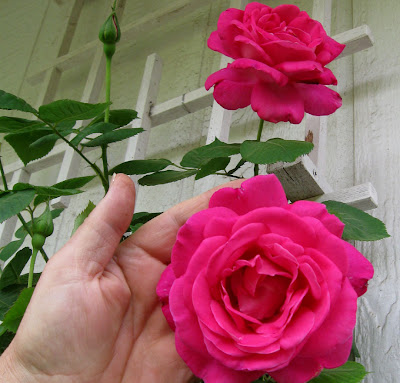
xmin=0 ymin=159 xmax=7 ymax=192
xmin=172 ymin=163 xmax=191 ymax=171
xmin=112 ymin=0 xmax=118 ymax=11
xmin=37 ymin=116 xmax=108 ymax=192
xmin=254 ymin=119 xmax=265 ymax=176
xmin=101 ymin=55 xmax=113 ymax=192
xmin=227 ymin=158 xmax=246 ymax=176
xmin=215 ymin=172 xmax=243 ymax=179
xmin=105 ymin=56 xmax=112 ymax=124
xmin=28 ymin=248 xmax=38 ymax=288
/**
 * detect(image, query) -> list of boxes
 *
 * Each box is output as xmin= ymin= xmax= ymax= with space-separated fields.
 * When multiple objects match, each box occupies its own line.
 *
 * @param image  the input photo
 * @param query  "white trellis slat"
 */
xmin=303 ymin=0 xmax=331 ymax=177
xmin=309 ymin=182 xmax=378 ymax=211
xmin=336 ymin=25 xmax=374 ymax=58
xmin=124 ymin=53 xmax=163 ymax=166
xmin=150 ymin=87 xmax=213 ymax=127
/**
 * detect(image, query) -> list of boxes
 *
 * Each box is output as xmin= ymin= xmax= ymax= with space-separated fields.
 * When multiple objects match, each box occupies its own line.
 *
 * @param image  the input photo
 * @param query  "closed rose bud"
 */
xmin=99 ymin=11 xmax=121 ymax=59
xmin=31 ymin=204 xmax=54 ymax=250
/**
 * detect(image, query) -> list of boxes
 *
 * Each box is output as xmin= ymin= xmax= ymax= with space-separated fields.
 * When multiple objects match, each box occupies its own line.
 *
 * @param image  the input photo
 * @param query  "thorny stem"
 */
xmin=36 ymin=115 xmax=109 ymax=192
xmin=254 ymin=119 xmax=265 ymax=176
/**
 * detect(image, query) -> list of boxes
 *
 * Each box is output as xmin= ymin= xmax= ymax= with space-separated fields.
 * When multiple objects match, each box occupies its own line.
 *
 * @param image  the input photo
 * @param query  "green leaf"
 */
xmin=0 ymin=284 xmax=25 ymax=320
xmin=82 ymin=128 xmax=144 ymax=147
xmin=70 ymin=122 xmax=118 ymax=146
xmin=0 ymin=117 xmax=47 ymax=134
xmin=309 ymin=362 xmax=367 ymax=383
xmin=109 ymin=159 xmax=172 ymax=175
xmin=0 ymin=331 xmax=15 ymax=354
xmin=39 ymin=100 xmax=110 ymax=124
xmin=0 ymin=90 xmax=37 ymax=114
xmin=14 ymin=183 xmax=82 ymax=197
xmin=323 ymin=200 xmax=390 ymax=241
xmin=130 ymin=212 xmax=161 ymax=226
xmin=240 ymin=138 xmax=314 ymax=164
xmin=4 ymin=130 xmax=58 ymax=165
xmin=195 ymin=157 xmax=231 ymax=180
xmin=33 ymin=176 xmax=95 ymax=206
xmin=138 ymin=170 xmax=197 ymax=186
xmin=129 ymin=223 xmax=143 ymax=234
xmin=53 ymin=175 xmax=96 ymax=190
xmin=28 ymin=122 xmax=75 ymax=149
xmin=29 ymin=128 xmax=75 ymax=150
xmin=14 ymin=208 xmax=63 ymax=239
xmin=91 ymin=109 xmax=138 ymax=127
xmin=128 ymin=211 xmax=162 ymax=235
xmin=0 ymin=189 xmax=36 ymax=223
xmin=1 ymin=288 xmax=34 ymax=333
xmin=181 ymin=138 xmax=240 ymax=168
xmin=71 ymin=201 xmax=96 ymax=235
xmin=0 ymin=248 xmax=31 ymax=290
xmin=0 ymin=239 xmax=24 ymax=262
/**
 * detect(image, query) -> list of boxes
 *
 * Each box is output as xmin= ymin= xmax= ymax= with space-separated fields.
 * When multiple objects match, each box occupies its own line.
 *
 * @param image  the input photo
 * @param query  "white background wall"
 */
xmin=1 ymin=0 xmax=398 ymax=381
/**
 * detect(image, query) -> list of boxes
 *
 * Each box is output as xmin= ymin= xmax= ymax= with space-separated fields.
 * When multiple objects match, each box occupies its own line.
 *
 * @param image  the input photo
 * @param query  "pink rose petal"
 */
xmin=288 ymin=200 xmax=345 ymax=238
xmin=269 ymin=356 xmax=323 ymax=383
xmin=343 ymin=241 xmax=374 ymax=296
xmin=251 ymin=82 xmax=305 ymax=123
xmin=295 ymin=83 xmax=342 ymax=116
xmin=210 ymin=174 xmax=288 ymax=214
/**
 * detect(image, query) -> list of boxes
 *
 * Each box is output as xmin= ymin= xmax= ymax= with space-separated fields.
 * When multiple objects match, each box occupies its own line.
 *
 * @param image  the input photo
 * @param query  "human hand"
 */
xmin=0 ymin=174 xmax=243 ymax=383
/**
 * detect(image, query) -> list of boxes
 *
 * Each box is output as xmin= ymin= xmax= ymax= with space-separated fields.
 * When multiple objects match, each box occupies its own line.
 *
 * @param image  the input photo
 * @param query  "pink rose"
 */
xmin=205 ymin=3 xmax=345 ymax=124
xmin=157 ymin=175 xmax=373 ymax=383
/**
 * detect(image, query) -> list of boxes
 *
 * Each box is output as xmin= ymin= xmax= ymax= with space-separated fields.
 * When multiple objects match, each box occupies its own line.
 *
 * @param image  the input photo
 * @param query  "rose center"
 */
xmin=227 ymin=265 xmax=290 ymax=321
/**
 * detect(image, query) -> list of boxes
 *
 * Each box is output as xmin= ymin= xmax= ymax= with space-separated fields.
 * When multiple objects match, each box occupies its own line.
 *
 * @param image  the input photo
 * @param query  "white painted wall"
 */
xmin=352 ymin=1 xmax=400 ymax=382
xmin=1 ymin=0 xmax=399 ymax=381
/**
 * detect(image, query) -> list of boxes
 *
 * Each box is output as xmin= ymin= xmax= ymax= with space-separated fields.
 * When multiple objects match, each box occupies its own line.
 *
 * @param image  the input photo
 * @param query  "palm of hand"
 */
xmin=13 ymin=244 xmax=191 ymax=383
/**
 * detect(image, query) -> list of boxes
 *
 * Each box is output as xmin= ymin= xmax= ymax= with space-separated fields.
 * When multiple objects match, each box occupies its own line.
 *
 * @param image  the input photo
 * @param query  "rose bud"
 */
xmin=98 ymin=11 xmax=121 ymax=58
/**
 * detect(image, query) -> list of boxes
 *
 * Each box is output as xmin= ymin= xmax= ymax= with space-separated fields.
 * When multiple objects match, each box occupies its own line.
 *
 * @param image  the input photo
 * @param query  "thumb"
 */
xmin=62 ymin=173 xmax=135 ymax=276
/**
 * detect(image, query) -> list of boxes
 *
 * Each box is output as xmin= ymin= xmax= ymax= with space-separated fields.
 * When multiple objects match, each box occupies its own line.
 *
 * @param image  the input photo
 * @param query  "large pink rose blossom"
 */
xmin=157 ymin=175 xmax=373 ymax=383
xmin=205 ymin=3 xmax=345 ymax=124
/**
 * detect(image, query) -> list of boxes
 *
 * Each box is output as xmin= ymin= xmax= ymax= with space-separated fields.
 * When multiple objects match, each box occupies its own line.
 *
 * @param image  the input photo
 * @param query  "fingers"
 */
xmin=122 ymin=179 xmax=245 ymax=264
xmin=63 ymin=174 xmax=135 ymax=276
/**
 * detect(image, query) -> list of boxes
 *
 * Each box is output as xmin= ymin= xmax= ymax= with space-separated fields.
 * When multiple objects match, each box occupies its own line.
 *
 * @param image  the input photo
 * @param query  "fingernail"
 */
xmin=111 ymin=173 xmax=117 ymax=185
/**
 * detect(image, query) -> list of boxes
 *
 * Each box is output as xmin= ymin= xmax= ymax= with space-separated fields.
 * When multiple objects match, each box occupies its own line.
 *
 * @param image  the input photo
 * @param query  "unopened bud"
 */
xmin=99 ymin=11 xmax=121 ymax=47
xmin=32 ymin=204 xmax=54 ymax=239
